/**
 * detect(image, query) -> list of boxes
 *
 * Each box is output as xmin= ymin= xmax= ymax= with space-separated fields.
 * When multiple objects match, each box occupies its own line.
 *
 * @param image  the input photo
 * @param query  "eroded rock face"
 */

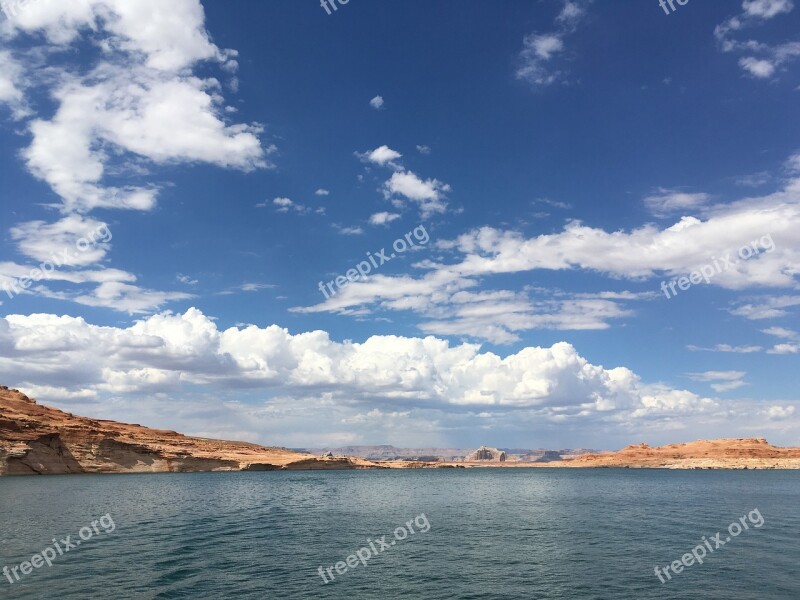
xmin=0 ymin=386 xmax=381 ymax=476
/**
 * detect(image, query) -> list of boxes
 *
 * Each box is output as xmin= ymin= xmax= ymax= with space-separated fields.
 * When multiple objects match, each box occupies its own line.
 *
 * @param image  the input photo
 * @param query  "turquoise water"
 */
xmin=0 ymin=468 xmax=798 ymax=599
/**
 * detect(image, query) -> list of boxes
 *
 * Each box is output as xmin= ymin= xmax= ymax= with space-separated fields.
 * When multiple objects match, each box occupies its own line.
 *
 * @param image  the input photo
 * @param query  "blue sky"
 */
xmin=0 ymin=0 xmax=798 ymax=449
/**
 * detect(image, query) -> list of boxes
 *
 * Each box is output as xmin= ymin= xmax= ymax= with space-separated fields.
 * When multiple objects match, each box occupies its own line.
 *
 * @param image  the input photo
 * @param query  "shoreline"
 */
xmin=3 ymin=387 xmax=800 ymax=476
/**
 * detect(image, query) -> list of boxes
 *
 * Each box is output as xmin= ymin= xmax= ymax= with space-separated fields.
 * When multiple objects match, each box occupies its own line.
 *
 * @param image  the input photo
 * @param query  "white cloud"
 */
xmin=716 ymin=0 xmax=799 ymax=79
xmin=36 ymin=281 xmax=193 ymax=314
xmin=765 ymin=405 xmax=795 ymax=419
xmin=557 ymin=1 xmax=588 ymax=26
xmin=0 ymin=308 xmax=716 ymax=416
xmin=369 ymin=95 xmax=384 ymax=110
xmin=0 ymin=308 xmax=795 ymax=447
xmin=687 ymin=370 xmax=748 ymax=392
xmin=739 ymin=56 xmax=777 ymax=77
xmin=729 ymin=295 xmax=800 ymax=319
xmin=384 ymin=170 xmax=450 ymax=218
xmin=0 ymin=50 xmax=28 ymax=118
xmin=785 ymin=153 xmax=800 ymax=173
xmin=643 ymin=188 xmax=710 ymax=217
xmin=517 ymin=34 xmax=565 ymax=85
xmin=176 ymin=274 xmax=199 ymax=286
xmin=315 ymin=188 xmax=330 ymax=196
xmin=337 ymin=226 xmax=364 ymax=236
xmin=688 ymin=370 xmax=747 ymax=382
xmin=742 ymin=0 xmax=794 ymax=19
xmin=416 ymin=145 xmax=431 ymax=155
xmin=271 ymin=197 xmax=310 ymax=215
xmin=273 ymin=197 xmax=293 ymax=211
xmin=296 ymin=164 xmax=800 ymax=343
xmin=0 ymin=0 xmax=270 ymax=314
xmin=516 ymin=1 xmax=590 ymax=86
xmin=359 ymin=144 xmax=402 ymax=167
xmin=217 ymin=282 xmax=276 ymax=296
xmin=767 ymin=343 xmax=800 ymax=354
xmin=736 ymin=171 xmax=771 ymax=187
xmin=687 ymin=344 xmax=764 ymax=353
xmin=24 ymin=71 xmax=266 ymax=213
xmin=711 ymin=380 xmax=749 ymax=392
xmin=10 ymin=215 xmax=112 ymax=266
xmin=294 ymin=270 xmax=639 ymax=345
xmin=761 ymin=326 xmax=798 ymax=339
xmin=369 ymin=212 xmax=401 ymax=225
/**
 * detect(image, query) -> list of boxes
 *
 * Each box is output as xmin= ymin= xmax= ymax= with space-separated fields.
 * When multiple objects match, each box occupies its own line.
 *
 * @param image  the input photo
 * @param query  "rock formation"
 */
xmin=465 ymin=445 xmax=507 ymax=462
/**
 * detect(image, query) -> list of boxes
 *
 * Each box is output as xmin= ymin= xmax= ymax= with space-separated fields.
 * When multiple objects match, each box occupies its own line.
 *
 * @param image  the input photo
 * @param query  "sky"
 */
xmin=0 ymin=0 xmax=798 ymax=450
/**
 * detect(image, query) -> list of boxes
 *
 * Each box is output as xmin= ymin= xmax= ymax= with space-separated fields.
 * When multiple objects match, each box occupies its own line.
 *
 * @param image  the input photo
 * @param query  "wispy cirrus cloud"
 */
xmin=516 ymin=0 xmax=591 ymax=87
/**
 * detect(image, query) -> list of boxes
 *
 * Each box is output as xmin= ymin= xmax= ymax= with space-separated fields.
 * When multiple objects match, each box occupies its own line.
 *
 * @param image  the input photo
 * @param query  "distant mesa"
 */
xmin=465 ymin=445 xmax=506 ymax=462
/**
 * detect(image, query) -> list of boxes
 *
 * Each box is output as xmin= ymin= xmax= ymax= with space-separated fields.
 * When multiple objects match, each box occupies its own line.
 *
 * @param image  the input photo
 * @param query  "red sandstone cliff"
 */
xmin=0 ymin=386 xmax=383 ymax=475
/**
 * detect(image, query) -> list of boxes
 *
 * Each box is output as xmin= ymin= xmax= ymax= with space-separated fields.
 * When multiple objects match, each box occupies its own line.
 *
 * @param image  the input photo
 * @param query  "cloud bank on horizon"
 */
xmin=0 ymin=0 xmax=798 ymax=448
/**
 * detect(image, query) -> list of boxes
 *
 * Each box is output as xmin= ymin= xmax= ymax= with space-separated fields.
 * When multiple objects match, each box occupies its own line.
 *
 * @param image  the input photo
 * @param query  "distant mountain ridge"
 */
xmin=303 ymin=445 xmax=600 ymax=461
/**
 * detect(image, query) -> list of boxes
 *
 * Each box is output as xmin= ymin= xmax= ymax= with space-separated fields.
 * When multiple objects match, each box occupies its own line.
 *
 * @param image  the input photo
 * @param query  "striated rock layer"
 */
xmin=564 ymin=438 xmax=800 ymax=469
xmin=0 ymin=387 xmax=384 ymax=475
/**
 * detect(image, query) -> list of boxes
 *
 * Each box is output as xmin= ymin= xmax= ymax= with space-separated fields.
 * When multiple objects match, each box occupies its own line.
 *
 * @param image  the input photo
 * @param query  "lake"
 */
xmin=1 ymin=468 xmax=797 ymax=599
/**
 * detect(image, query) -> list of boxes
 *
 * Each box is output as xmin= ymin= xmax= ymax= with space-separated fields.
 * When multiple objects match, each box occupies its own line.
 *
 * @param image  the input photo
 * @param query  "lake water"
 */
xmin=0 ymin=468 xmax=798 ymax=599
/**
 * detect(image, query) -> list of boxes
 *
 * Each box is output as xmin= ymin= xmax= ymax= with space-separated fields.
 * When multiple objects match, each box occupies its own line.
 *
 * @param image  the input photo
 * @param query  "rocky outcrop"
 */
xmin=0 ymin=386 xmax=383 ymax=476
xmin=465 ymin=445 xmax=506 ymax=462
xmin=565 ymin=438 xmax=800 ymax=469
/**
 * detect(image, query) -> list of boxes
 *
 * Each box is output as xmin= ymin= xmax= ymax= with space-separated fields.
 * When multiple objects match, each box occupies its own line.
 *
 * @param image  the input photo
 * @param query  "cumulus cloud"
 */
xmin=0 ymin=308 xmax=794 ymax=446
xmin=0 ymin=307 xmax=714 ymax=412
xmin=369 ymin=95 xmax=384 ymax=110
xmin=369 ymin=212 xmax=401 ymax=225
xmin=384 ymin=170 xmax=450 ymax=218
xmin=359 ymin=145 xmax=402 ymax=167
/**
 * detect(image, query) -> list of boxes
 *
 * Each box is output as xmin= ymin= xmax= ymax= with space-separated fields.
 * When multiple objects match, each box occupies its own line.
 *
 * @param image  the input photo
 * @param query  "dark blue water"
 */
xmin=0 ymin=469 xmax=798 ymax=599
